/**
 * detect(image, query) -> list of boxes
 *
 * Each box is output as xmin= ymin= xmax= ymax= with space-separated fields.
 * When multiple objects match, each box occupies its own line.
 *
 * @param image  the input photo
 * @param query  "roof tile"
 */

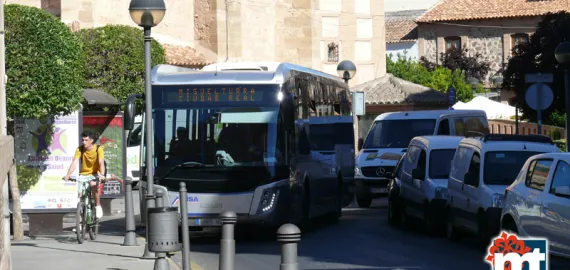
xmin=161 ymin=43 xmax=215 ymax=67
xmin=416 ymin=0 xmax=569 ymax=23
xmin=351 ymin=74 xmax=447 ymax=105
xmin=385 ymin=19 xmax=418 ymax=43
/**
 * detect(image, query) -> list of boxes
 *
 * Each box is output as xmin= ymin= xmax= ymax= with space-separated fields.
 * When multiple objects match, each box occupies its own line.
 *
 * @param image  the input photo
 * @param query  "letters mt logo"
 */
xmin=485 ymin=231 xmax=547 ymax=270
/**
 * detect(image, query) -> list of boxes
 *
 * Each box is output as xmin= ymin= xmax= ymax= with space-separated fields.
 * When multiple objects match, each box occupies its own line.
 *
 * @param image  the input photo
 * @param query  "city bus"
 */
xmin=123 ymin=62 xmax=354 ymax=230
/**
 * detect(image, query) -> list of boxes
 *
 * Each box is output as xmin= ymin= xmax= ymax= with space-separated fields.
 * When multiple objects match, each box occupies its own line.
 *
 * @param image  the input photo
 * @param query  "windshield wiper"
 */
xmin=176 ymin=162 xmax=206 ymax=168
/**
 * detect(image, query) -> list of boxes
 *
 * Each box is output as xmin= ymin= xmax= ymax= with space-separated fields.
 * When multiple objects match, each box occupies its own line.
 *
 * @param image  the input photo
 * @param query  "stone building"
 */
xmin=10 ymin=0 xmax=386 ymax=85
xmin=415 ymin=0 xmax=569 ymax=103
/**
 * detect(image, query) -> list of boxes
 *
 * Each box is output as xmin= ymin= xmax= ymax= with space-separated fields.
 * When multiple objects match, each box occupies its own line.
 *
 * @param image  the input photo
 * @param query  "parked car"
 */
xmin=353 ymin=109 xmax=489 ymax=208
xmin=501 ymin=152 xmax=570 ymax=258
xmin=387 ymin=135 xmax=464 ymax=234
xmin=446 ymin=134 xmax=561 ymax=246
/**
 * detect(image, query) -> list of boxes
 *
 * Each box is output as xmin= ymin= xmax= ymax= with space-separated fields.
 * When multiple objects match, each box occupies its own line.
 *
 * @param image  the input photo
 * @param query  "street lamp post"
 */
xmin=129 ymin=0 xmax=166 ymax=259
xmin=468 ymin=77 xmax=479 ymax=97
xmin=336 ymin=60 xmax=358 ymax=154
xmin=555 ymin=41 xmax=570 ymax=152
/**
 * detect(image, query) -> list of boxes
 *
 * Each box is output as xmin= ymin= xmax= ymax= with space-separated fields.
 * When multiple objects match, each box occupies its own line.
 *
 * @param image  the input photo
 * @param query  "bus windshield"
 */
xmin=146 ymin=84 xmax=288 ymax=191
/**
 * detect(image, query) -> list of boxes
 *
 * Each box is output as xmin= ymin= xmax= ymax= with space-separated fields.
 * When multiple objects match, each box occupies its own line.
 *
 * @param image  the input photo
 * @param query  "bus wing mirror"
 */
xmin=124 ymin=93 xmax=143 ymax=130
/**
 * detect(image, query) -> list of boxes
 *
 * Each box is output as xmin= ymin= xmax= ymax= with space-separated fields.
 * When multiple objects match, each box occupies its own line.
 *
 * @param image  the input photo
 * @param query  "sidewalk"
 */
xmin=10 ymin=197 xmax=203 ymax=270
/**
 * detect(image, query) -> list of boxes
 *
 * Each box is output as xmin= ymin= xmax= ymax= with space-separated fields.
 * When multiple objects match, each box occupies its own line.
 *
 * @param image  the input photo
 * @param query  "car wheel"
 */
xmin=387 ymin=198 xmax=400 ymax=226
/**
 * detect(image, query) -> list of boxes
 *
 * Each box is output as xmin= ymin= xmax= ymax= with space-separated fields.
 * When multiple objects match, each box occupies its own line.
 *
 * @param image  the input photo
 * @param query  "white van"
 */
xmin=352 ymin=109 xmax=488 ymax=208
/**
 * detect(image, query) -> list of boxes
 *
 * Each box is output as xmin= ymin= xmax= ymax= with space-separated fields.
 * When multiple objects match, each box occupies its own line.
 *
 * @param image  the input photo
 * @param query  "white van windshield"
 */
xmin=363 ymin=119 xmax=436 ymax=149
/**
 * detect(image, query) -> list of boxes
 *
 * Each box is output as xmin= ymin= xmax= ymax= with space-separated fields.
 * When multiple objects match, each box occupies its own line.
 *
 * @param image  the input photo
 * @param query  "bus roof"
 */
xmin=150 ymin=62 xmax=346 ymax=86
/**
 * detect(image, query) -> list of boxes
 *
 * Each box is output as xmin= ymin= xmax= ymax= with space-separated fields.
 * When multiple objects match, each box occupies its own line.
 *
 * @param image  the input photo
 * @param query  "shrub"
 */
xmin=76 ymin=25 xmax=166 ymax=110
xmin=5 ymin=4 xmax=85 ymax=119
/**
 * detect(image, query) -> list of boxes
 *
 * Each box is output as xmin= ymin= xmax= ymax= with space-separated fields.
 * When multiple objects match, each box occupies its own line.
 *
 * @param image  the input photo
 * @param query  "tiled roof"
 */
xmin=416 ymin=0 xmax=569 ymax=23
xmin=162 ymin=43 xmax=214 ymax=67
xmin=351 ymin=74 xmax=447 ymax=105
xmin=385 ymin=19 xmax=418 ymax=43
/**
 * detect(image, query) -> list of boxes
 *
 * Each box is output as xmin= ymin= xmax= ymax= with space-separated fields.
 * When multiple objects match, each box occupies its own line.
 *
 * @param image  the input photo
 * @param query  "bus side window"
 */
xmin=437 ymin=119 xmax=450 ymax=135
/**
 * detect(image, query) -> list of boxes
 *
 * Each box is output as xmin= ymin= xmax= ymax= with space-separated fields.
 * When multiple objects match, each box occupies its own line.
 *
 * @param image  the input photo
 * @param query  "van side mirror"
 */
xmin=357 ymin=138 xmax=363 ymax=150
xmin=554 ymin=186 xmax=570 ymax=198
xmin=124 ymin=93 xmax=143 ymax=131
xmin=464 ymin=172 xmax=479 ymax=186
xmin=412 ymin=168 xmax=425 ymax=181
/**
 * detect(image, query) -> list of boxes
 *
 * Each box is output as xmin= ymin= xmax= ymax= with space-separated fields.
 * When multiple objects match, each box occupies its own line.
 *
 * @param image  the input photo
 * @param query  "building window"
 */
xmin=327 ymin=42 xmax=339 ymax=63
xmin=445 ymin=36 xmax=461 ymax=50
xmin=511 ymin=33 xmax=529 ymax=54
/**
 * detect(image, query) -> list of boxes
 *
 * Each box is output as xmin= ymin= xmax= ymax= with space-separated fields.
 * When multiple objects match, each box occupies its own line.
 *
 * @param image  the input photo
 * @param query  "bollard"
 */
xmin=277 ymin=224 xmax=301 ymax=270
xmin=179 ymin=182 xmax=191 ymax=270
xmin=153 ymin=190 xmax=170 ymax=270
xmin=219 ymin=211 xmax=237 ymax=270
xmin=123 ymin=177 xmax=138 ymax=246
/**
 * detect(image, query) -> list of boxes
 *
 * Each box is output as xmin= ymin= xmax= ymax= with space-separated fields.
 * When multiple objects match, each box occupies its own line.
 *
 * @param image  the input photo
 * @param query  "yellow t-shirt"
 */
xmin=74 ymin=145 xmax=105 ymax=175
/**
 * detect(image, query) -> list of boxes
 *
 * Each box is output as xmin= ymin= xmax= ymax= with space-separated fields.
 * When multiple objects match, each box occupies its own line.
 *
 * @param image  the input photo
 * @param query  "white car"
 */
xmin=387 ymin=135 xmax=464 ymax=234
xmin=446 ymin=134 xmax=561 ymax=246
xmin=501 ymin=152 xmax=570 ymax=258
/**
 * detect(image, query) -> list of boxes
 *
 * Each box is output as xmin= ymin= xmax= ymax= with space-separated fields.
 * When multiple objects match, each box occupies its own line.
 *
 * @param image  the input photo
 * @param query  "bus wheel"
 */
xmin=356 ymin=196 xmax=372 ymax=208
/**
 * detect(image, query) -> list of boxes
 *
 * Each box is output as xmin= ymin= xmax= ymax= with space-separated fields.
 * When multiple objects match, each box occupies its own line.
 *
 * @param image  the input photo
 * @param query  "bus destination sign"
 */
xmin=164 ymin=86 xmax=264 ymax=103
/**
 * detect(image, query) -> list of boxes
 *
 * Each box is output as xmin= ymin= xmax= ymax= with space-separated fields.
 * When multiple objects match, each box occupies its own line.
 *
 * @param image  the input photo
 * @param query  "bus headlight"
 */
xmin=258 ymin=188 xmax=279 ymax=213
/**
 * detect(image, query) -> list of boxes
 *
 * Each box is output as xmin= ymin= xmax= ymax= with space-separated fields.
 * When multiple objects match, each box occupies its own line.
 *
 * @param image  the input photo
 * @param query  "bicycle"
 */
xmin=63 ymin=175 xmax=102 ymax=244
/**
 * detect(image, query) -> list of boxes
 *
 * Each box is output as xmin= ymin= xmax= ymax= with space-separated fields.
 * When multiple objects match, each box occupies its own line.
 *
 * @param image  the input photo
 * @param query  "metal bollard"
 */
xmin=277 ymin=224 xmax=301 ymax=270
xmin=153 ymin=190 xmax=170 ymax=270
xmin=219 ymin=211 xmax=237 ymax=270
xmin=179 ymin=182 xmax=191 ymax=270
xmin=122 ymin=177 xmax=138 ymax=246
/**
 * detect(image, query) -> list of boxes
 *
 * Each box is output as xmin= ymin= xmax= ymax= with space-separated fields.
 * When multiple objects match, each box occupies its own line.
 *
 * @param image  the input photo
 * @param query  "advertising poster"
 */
xmin=82 ymin=112 xmax=126 ymax=199
xmin=14 ymin=111 xmax=81 ymax=212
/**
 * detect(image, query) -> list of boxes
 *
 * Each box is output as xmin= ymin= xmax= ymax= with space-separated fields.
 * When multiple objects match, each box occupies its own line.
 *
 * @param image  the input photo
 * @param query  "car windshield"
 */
xmin=429 ymin=149 xmax=456 ymax=179
xmin=484 ymin=151 xmax=543 ymax=185
xmin=309 ymin=122 xmax=354 ymax=151
xmin=363 ymin=119 xmax=436 ymax=149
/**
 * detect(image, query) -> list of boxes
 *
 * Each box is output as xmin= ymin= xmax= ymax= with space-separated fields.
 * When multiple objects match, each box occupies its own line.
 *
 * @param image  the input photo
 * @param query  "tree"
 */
xmin=5 ymin=4 xmax=85 ymax=119
xmin=503 ymin=11 xmax=570 ymax=124
xmin=387 ymin=53 xmax=474 ymax=102
xmin=420 ymin=48 xmax=491 ymax=82
xmin=76 ymin=25 xmax=166 ymax=110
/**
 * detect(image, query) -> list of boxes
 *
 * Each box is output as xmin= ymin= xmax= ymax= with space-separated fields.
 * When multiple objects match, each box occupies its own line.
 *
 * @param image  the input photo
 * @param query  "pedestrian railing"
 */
xmin=121 ymin=179 xmax=301 ymax=270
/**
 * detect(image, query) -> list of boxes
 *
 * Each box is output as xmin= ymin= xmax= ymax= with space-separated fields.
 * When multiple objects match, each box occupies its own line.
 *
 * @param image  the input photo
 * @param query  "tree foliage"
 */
xmin=503 ymin=11 xmax=570 ymax=124
xmin=76 ymin=25 xmax=166 ymax=110
xmin=387 ymin=53 xmax=474 ymax=102
xmin=419 ymin=48 xmax=491 ymax=81
xmin=5 ymin=4 xmax=85 ymax=119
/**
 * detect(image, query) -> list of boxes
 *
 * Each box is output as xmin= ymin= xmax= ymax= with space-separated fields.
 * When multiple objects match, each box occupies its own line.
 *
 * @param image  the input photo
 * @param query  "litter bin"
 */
xmin=148 ymin=207 xmax=183 ymax=253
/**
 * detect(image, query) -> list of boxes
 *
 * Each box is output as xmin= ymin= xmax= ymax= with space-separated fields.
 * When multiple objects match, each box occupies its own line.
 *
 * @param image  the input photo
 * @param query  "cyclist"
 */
xmin=63 ymin=131 xmax=106 ymax=219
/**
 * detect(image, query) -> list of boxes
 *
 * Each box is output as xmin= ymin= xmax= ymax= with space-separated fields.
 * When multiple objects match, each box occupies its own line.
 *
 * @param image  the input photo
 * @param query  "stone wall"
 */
xmin=488 ymin=119 xmax=566 ymax=139
xmin=0 ymin=136 xmax=14 ymax=270
xmin=417 ymin=17 xmax=541 ymax=82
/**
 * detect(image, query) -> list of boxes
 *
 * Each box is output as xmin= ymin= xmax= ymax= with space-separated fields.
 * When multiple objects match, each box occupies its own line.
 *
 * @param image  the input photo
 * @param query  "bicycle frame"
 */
xmin=76 ymin=176 xmax=96 ymax=224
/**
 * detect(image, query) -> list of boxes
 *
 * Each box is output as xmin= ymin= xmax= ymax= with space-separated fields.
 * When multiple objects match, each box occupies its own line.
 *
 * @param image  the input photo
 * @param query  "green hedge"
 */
xmin=554 ymin=139 xmax=566 ymax=152
xmin=76 ymin=25 xmax=166 ymax=109
xmin=5 ymin=4 xmax=85 ymax=119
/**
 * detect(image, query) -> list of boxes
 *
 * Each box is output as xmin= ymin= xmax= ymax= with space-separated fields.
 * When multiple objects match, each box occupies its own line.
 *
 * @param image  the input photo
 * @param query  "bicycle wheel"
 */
xmin=76 ymin=201 xmax=86 ymax=244
xmin=89 ymin=203 xmax=99 ymax=240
